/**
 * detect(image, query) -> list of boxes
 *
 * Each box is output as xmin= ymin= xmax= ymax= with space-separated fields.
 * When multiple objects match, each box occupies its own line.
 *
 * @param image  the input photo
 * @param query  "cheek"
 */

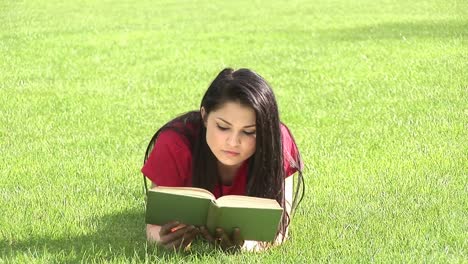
xmin=244 ymin=137 xmax=256 ymax=154
xmin=205 ymin=129 xmax=214 ymax=147
xmin=206 ymin=127 xmax=224 ymax=147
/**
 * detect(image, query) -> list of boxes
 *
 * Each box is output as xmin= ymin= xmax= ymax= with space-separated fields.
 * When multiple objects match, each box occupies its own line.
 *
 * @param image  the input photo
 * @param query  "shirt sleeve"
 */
xmin=280 ymin=123 xmax=302 ymax=177
xmin=141 ymin=129 xmax=192 ymax=187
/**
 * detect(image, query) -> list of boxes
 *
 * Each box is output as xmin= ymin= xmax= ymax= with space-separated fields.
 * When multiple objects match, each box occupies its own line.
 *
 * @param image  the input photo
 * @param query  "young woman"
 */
xmin=142 ymin=68 xmax=304 ymax=252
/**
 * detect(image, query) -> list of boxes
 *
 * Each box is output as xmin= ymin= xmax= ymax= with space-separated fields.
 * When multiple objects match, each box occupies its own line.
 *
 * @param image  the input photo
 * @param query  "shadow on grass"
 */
xmin=0 ymin=208 xmax=215 ymax=262
xmin=0 ymin=208 xmax=145 ymax=262
xmin=318 ymin=19 xmax=467 ymax=41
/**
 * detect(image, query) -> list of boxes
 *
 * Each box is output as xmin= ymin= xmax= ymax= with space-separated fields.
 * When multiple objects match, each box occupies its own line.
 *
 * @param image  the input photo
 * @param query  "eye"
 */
xmin=243 ymin=130 xmax=256 ymax=136
xmin=216 ymin=124 xmax=229 ymax=131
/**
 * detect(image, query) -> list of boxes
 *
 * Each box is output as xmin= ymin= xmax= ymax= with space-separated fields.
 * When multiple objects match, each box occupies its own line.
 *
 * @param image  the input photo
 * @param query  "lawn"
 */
xmin=0 ymin=0 xmax=466 ymax=263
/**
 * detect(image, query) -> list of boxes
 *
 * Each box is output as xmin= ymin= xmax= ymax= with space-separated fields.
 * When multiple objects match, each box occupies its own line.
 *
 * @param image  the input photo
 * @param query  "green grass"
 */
xmin=1 ymin=0 xmax=466 ymax=262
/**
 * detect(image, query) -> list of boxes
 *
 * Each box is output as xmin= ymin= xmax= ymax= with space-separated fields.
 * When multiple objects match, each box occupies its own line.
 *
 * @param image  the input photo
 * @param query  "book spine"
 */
xmin=205 ymin=200 xmax=219 ymax=235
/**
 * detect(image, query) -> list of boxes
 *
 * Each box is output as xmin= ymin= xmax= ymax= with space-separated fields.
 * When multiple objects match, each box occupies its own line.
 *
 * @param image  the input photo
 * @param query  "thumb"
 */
xmin=232 ymin=227 xmax=244 ymax=246
xmin=200 ymin=226 xmax=215 ymax=243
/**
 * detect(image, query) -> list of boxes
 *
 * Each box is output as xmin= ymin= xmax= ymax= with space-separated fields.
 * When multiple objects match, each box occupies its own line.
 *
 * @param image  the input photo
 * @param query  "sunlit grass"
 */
xmin=1 ymin=0 xmax=466 ymax=262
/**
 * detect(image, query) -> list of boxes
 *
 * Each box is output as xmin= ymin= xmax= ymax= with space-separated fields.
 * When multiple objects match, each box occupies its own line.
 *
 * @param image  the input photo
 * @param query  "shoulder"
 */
xmin=279 ymin=123 xmax=296 ymax=147
xmin=156 ymin=121 xmax=199 ymax=150
xmin=156 ymin=128 xmax=190 ymax=150
xmin=142 ymin=122 xmax=198 ymax=186
xmin=279 ymin=122 xmax=302 ymax=176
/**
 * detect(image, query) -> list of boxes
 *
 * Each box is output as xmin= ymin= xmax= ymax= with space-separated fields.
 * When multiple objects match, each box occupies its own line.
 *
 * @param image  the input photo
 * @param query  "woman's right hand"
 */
xmin=199 ymin=226 xmax=244 ymax=252
xmin=147 ymin=221 xmax=199 ymax=251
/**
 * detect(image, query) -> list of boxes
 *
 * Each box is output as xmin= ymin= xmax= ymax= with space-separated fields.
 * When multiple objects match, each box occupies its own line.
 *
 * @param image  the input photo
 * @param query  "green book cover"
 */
xmin=145 ymin=187 xmax=213 ymax=226
xmin=205 ymin=197 xmax=284 ymax=241
xmin=145 ymin=187 xmax=283 ymax=242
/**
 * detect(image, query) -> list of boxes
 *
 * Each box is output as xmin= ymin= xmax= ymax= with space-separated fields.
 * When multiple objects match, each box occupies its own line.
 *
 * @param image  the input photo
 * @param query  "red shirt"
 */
xmin=141 ymin=123 xmax=300 ymax=198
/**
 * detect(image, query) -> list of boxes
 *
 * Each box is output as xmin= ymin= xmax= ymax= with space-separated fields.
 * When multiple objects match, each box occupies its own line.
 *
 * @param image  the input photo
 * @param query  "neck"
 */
xmin=217 ymin=162 xmax=242 ymax=185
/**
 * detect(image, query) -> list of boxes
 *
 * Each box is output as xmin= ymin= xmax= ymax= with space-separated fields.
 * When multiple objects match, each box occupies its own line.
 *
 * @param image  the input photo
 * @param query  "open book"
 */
xmin=145 ymin=186 xmax=283 ymax=242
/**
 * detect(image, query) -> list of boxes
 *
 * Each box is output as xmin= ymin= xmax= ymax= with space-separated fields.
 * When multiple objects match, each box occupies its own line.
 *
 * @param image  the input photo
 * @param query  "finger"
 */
xmin=181 ymin=226 xmax=200 ymax=243
xmin=170 ymin=224 xmax=187 ymax=233
xmin=161 ymin=225 xmax=194 ymax=245
xmin=180 ymin=227 xmax=200 ymax=248
xmin=159 ymin=221 xmax=180 ymax=235
xmin=232 ymin=227 xmax=244 ymax=247
xmin=216 ymin=228 xmax=233 ymax=248
xmin=163 ymin=237 xmax=184 ymax=251
xmin=200 ymin=226 xmax=215 ymax=243
xmin=188 ymin=226 xmax=200 ymax=239
xmin=164 ymin=226 xmax=198 ymax=251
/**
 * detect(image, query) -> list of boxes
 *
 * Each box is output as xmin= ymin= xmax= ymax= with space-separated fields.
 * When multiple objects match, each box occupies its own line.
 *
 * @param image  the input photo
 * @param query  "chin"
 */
xmin=219 ymin=160 xmax=241 ymax=167
xmin=217 ymin=157 xmax=243 ymax=167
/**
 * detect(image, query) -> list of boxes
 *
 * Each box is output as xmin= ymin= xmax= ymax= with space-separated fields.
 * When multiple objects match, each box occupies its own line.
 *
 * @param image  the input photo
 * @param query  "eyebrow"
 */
xmin=216 ymin=118 xmax=256 ymax=128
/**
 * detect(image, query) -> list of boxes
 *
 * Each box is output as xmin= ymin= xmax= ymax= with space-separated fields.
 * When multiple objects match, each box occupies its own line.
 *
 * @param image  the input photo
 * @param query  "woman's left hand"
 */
xmin=200 ymin=226 xmax=244 ymax=252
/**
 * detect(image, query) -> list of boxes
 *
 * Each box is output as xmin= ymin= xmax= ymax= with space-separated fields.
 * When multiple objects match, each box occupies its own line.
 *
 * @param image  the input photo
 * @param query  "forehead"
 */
xmin=210 ymin=101 xmax=256 ymax=125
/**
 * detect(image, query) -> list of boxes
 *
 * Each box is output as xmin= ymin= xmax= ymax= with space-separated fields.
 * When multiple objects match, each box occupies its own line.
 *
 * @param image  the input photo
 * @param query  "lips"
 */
xmin=223 ymin=150 xmax=240 ymax=156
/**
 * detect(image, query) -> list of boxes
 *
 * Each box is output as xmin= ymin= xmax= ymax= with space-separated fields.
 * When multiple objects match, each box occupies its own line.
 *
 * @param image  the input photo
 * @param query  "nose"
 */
xmin=227 ymin=132 xmax=241 ymax=147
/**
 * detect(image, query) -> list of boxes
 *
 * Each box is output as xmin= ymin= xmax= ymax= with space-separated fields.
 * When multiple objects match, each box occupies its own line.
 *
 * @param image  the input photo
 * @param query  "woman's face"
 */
xmin=202 ymin=101 xmax=257 ymax=168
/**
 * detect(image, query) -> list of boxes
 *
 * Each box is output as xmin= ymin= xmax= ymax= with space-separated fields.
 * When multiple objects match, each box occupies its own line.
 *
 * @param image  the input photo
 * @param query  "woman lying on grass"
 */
xmin=142 ymin=68 xmax=304 ymax=252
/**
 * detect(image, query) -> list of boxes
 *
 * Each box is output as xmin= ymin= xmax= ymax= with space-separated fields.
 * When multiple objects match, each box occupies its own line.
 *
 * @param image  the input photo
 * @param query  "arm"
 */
xmin=146 ymin=183 xmax=163 ymax=242
xmin=242 ymin=175 xmax=294 ymax=251
xmin=143 ymin=129 xmax=197 ymax=250
xmin=146 ymin=183 xmax=199 ymax=251
xmin=278 ymin=174 xmax=294 ymax=241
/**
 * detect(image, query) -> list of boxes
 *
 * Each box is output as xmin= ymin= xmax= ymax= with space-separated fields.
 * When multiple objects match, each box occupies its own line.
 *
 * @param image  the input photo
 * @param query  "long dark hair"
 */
xmin=144 ymin=68 xmax=304 ymax=240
